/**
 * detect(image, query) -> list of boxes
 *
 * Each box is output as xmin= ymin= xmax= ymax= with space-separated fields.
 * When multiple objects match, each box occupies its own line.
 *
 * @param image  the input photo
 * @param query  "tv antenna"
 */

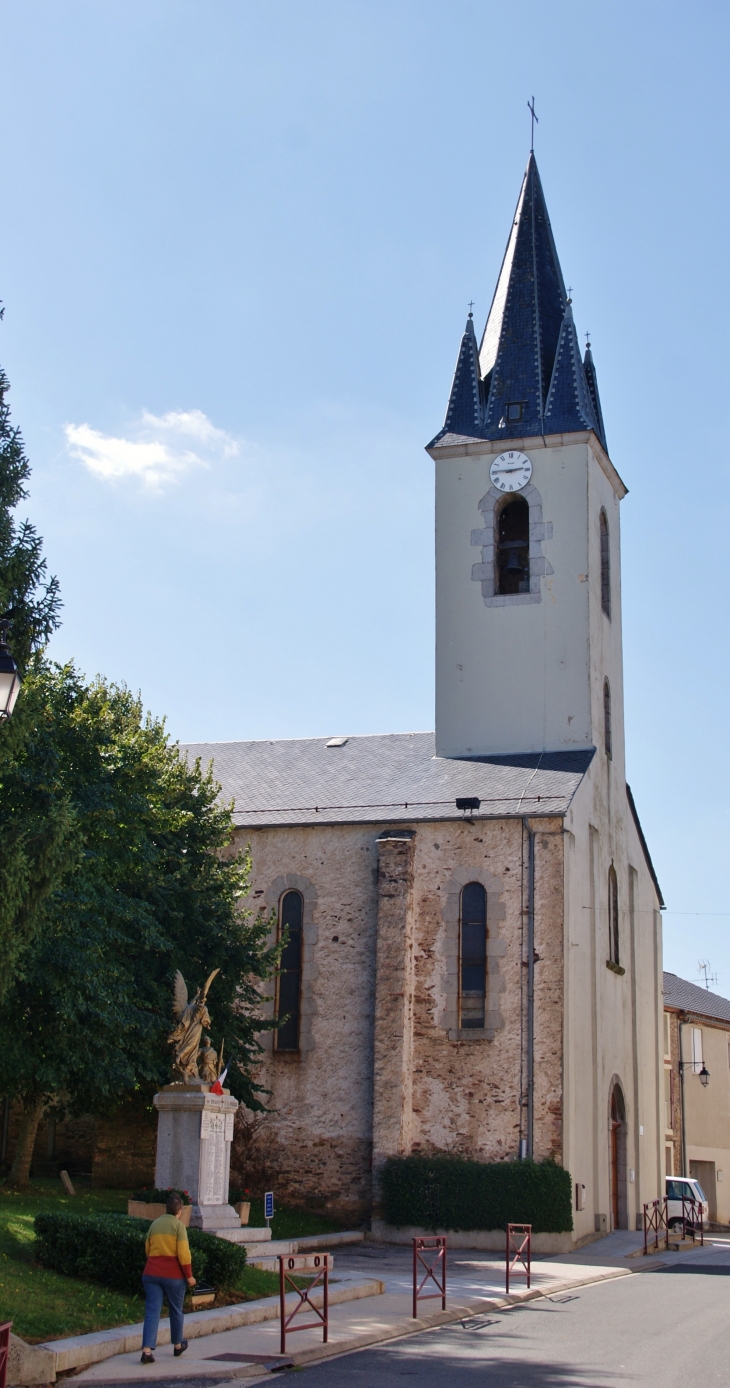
xmin=697 ymin=960 xmax=718 ymax=991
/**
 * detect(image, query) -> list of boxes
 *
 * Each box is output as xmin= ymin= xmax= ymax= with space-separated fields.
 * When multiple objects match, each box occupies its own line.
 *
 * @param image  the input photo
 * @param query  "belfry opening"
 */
xmin=496 ymin=495 xmax=530 ymax=595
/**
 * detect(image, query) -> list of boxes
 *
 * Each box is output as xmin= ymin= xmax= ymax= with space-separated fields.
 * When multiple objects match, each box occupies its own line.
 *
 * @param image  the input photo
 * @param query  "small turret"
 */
xmin=544 ymin=301 xmax=601 ymax=438
xmin=443 ymin=312 xmax=483 ymax=438
xmin=583 ymin=339 xmax=608 ymax=452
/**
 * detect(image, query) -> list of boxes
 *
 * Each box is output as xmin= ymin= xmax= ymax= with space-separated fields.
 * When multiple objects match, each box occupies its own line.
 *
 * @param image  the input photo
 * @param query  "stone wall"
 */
xmin=388 ymin=816 xmax=564 ymax=1168
xmin=237 ymin=813 xmax=566 ymax=1219
xmin=0 ymin=1099 xmax=96 ymax=1178
xmin=235 ymin=822 xmax=379 ymax=1222
xmin=91 ymin=1104 xmax=157 ymax=1188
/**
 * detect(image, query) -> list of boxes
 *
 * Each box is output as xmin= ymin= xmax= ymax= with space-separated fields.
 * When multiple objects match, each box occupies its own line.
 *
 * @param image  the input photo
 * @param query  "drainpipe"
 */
xmin=523 ymin=818 xmax=536 ymax=1160
xmin=679 ymin=1019 xmax=688 ymax=1176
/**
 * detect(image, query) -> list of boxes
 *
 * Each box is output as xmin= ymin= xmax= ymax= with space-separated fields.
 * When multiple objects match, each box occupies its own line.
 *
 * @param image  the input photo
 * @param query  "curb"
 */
xmin=34 ymin=1280 xmax=384 ymax=1379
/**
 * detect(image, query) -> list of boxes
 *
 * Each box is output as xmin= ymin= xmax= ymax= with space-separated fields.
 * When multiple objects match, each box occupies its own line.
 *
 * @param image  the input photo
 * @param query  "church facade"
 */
xmin=185 ymin=154 xmax=665 ymax=1242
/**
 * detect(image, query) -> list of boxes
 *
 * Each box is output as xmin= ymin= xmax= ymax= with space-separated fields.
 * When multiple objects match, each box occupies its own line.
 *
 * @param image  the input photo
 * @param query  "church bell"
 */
xmin=503 ymin=546 xmax=524 ymax=577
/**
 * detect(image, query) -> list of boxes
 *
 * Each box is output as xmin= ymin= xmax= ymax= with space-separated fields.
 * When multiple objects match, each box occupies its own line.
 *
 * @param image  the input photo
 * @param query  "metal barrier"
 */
xmin=680 ymin=1195 xmax=704 ymax=1245
xmin=0 ymin=1321 xmax=11 ymax=1388
xmin=643 ymin=1197 xmax=669 ymax=1254
xmin=506 ymin=1223 xmax=531 ymax=1293
xmin=412 ymin=1236 xmax=447 ymax=1318
xmin=278 ymin=1253 xmax=331 ymax=1354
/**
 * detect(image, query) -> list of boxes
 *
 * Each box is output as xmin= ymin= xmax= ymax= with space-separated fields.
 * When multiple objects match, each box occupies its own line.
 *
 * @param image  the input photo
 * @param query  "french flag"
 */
xmin=209 ymin=1063 xmax=229 ymax=1096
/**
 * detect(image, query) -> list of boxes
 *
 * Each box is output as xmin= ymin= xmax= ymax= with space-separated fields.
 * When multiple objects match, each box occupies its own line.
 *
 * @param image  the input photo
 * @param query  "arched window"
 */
xmin=604 ymin=679 xmax=612 ymax=759
xmin=496 ymin=496 xmax=530 ymax=596
xmin=460 ymin=882 xmax=487 ymax=1029
xmin=275 ymin=890 xmax=303 ymax=1050
xmin=608 ymin=866 xmax=619 ymax=966
xmin=600 ymin=509 xmax=611 ymax=618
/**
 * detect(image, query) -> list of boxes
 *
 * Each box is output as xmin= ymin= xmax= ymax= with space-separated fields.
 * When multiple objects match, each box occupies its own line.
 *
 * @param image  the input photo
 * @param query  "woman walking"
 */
xmin=140 ymin=1193 xmax=196 ymax=1363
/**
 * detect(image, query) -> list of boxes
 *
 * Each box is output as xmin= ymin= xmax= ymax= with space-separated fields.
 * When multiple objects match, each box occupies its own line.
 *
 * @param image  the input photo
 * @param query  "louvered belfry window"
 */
xmin=275 ymin=890 xmax=303 ymax=1050
xmin=600 ymin=509 xmax=611 ymax=618
xmin=460 ymin=882 xmax=487 ymax=1029
xmin=608 ymin=866 xmax=619 ymax=966
xmin=604 ymin=679 xmax=612 ymax=760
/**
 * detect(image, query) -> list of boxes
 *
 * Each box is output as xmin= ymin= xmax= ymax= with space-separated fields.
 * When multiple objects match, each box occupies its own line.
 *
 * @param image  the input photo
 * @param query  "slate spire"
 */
xmin=432 ymin=153 xmax=608 ymax=452
xmin=582 ymin=340 xmax=607 ymax=452
xmin=443 ymin=312 xmax=483 ymax=438
xmin=544 ymin=300 xmax=600 ymax=437
xmin=480 ymin=153 xmax=566 ymax=439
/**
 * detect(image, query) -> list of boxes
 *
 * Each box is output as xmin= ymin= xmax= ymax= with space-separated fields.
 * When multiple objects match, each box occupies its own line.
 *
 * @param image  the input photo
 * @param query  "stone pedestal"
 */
xmin=153 ymin=1083 xmax=244 ymax=1239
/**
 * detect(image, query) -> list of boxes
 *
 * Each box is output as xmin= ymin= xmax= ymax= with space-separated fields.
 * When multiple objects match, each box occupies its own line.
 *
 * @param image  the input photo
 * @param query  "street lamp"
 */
xmin=679 ymin=1059 xmax=710 ymax=1086
xmin=0 ymin=619 xmax=22 ymax=720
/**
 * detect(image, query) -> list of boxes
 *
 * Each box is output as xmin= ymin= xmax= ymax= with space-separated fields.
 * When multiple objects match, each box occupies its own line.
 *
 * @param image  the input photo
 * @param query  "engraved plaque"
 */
xmin=201 ymin=1111 xmax=226 ymax=1140
xmin=225 ymin=1113 xmax=235 ymax=1142
xmin=200 ymin=1128 xmax=226 ymax=1203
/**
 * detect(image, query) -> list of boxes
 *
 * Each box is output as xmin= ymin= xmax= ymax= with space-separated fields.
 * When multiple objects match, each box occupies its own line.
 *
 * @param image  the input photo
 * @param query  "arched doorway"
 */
xmin=609 ymin=1082 xmax=628 ymax=1230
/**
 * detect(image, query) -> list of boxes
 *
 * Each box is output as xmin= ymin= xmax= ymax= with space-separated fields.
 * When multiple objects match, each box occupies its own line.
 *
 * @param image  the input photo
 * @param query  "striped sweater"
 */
xmin=143 ymin=1213 xmax=193 ymax=1280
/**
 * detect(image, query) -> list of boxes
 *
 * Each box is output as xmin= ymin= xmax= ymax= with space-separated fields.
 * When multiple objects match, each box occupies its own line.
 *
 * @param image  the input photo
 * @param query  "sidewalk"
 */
xmin=40 ymin=1229 xmax=728 ymax=1386
xmin=72 ymin=1242 xmax=637 ymax=1385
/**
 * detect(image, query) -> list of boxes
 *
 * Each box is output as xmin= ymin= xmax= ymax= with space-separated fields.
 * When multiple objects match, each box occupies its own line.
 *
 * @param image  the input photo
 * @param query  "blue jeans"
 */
xmin=142 ymin=1275 xmax=186 ymax=1349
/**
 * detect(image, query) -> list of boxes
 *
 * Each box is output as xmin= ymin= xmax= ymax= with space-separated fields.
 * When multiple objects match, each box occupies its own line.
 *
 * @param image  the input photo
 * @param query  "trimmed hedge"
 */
xmin=34 ymin=1213 xmax=247 ymax=1296
xmin=380 ymin=1156 xmax=573 ymax=1234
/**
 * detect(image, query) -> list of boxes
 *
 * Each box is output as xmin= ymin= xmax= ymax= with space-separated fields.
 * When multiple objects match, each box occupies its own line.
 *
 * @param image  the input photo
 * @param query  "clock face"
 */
xmin=489 ymin=450 xmax=532 ymax=492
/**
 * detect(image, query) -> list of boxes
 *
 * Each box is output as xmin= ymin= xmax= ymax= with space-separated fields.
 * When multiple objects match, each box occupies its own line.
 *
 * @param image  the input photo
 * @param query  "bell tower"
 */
xmin=429 ymin=154 xmax=627 ymax=772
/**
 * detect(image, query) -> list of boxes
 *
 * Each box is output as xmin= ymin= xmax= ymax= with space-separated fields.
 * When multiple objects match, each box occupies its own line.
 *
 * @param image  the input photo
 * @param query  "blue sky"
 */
xmin=1 ymin=0 xmax=728 ymax=989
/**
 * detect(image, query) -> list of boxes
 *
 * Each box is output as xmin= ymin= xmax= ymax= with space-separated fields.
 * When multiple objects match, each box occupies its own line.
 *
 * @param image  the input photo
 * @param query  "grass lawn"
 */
xmin=0 ymin=1181 xmax=323 ymax=1343
xmin=0 ymin=1181 xmax=141 ymax=1342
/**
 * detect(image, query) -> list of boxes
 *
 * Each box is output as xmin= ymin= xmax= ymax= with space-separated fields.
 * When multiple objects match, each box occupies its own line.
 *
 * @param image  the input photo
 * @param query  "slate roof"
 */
xmin=180 ymin=732 xmax=594 ymax=829
xmin=663 ymin=972 xmax=730 ymax=1025
xmin=430 ymin=154 xmax=608 ymax=453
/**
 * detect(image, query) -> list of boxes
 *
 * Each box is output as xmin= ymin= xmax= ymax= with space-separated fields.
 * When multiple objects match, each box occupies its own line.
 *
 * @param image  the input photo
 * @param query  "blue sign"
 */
xmin=265 ymin=1191 xmax=274 ymax=1221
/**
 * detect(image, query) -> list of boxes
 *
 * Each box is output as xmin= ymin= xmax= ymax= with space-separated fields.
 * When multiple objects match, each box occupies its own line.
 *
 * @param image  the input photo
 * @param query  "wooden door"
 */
xmin=610 ymin=1093 xmax=620 ymax=1230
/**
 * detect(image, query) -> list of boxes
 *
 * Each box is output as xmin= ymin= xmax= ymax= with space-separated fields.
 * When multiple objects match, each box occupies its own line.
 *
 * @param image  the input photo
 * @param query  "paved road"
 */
xmin=291 ymin=1252 xmax=730 ymax=1387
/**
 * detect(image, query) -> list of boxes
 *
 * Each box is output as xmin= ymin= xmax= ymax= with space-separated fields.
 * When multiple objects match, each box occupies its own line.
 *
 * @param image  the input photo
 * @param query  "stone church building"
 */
xmin=184 ymin=153 xmax=665 ymax=1241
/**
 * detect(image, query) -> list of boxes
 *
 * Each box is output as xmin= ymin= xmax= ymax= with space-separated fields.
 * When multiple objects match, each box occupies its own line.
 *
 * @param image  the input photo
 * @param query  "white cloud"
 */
xmin=65 ymin=409 xmax=239 ymax=490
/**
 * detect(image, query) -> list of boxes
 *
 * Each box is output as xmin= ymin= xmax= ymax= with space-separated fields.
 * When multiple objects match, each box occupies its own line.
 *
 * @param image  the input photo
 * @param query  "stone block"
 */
xmin=7 ymin=1334 xmax=56 ymax=1386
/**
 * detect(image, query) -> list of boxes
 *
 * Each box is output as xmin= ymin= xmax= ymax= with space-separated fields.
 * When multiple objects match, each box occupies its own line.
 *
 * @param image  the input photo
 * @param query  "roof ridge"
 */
xmin=180 ymin=730 xmax=435 ymax=749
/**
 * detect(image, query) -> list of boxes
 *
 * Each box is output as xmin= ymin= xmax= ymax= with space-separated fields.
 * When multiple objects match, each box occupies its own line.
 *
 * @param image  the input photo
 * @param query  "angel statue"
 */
xmin=168 ymin=968 xmax=220 ymax=1083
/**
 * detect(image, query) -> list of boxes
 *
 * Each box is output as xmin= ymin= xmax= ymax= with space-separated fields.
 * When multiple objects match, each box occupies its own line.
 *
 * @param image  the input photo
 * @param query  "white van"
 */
xmin=665 ymin=1176 xmax=709 ymax=1229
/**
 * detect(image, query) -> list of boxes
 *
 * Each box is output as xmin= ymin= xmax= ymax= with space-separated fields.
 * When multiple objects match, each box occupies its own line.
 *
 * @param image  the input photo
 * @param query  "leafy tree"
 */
xmin=0 ymin=322 xmax=65 ymax=986
xmin=0 ymin=662 xmax=279 ymax=1185
xmin=0 ymin=320 xmax=61 ymax=666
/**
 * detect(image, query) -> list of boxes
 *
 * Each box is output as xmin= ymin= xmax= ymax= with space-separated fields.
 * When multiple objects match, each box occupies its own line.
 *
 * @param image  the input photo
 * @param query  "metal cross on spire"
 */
xmin=468 ymin=299 xmax=474 ymax=317
xmin=528 ymin=97 xmax=538 ymax=152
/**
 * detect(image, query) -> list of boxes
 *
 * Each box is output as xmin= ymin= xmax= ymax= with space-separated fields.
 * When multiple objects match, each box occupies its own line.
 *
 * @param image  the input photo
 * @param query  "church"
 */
xmin=184 ymin=152 xmax=665 ymax=1242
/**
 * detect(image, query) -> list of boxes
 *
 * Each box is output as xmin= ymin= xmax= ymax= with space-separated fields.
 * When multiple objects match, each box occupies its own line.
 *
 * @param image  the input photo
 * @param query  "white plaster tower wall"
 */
xmin=433 ymin=434 xmax=627 ymax=759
